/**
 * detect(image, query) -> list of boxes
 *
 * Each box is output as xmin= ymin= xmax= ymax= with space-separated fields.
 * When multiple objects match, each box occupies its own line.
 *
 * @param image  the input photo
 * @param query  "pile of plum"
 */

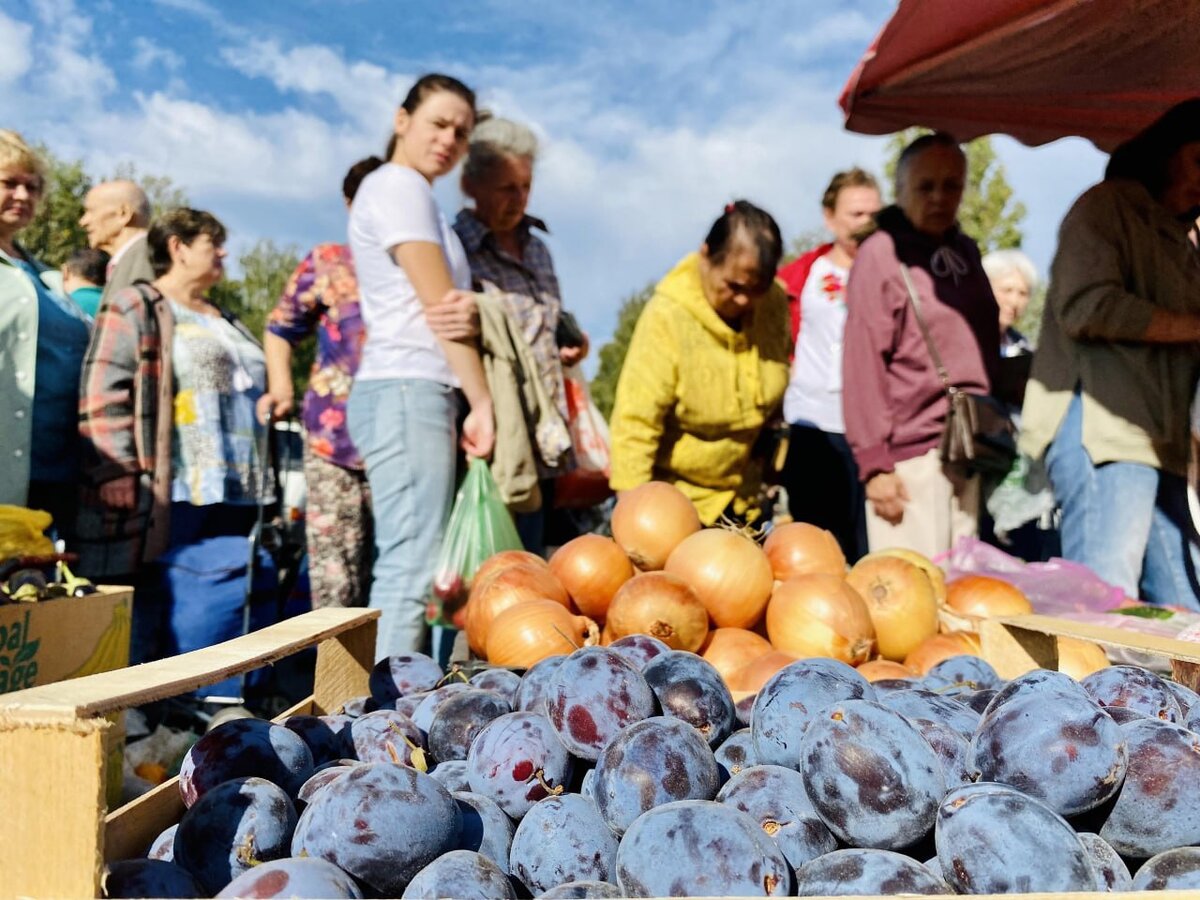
xmin=105 ymin=638 xmax=1200 ymax=897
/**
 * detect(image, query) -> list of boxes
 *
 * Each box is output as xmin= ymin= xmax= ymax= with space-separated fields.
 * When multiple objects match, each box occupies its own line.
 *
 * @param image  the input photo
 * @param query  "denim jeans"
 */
xmin=1045 ymin=391 xmax=1200 ymax=608
xmin=347 ymin=378 xmax=459 ymax=659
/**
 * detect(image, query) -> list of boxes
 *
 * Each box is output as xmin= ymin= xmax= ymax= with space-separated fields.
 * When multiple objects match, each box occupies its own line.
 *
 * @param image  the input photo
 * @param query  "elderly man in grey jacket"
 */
xmin=79 ymin=179 xmax=154 ymax=303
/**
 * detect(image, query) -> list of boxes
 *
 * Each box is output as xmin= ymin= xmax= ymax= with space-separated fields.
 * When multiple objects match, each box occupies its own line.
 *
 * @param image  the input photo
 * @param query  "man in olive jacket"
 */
xmin=80 ymin=180 xmax=154 ymax=303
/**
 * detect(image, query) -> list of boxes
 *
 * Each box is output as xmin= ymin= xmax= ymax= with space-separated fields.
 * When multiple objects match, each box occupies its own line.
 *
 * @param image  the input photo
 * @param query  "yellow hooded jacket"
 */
xmin=609 ymin=252 xmax=790 ymax=524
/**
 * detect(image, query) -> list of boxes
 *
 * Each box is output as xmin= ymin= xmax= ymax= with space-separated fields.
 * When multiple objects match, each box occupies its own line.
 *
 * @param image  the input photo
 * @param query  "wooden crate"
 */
xmin=0 ymin=606 xmax=378 ymax=899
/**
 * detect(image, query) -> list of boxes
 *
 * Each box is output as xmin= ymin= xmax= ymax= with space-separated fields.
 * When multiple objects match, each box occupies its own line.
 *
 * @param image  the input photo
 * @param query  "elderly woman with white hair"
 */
xmin=453 ymin=116 xmax=587 ymax=554
xmin=982 ymin=249 xmax=1038 ymax=359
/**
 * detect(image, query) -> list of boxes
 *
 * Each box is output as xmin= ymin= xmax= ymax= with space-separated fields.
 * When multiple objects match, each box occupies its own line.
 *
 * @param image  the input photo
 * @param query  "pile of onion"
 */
xmin=665 ymin=528 xmax=773 ymax=629
xmin=765 ymin=574 xmax=875 ymax=666
xmin=845 ymin=555 xmax=939 ymax=661
xmin=946 ymin=575 xmax=1033 ymax=618
xmin=465 ymin=563 xmax=570 ymax=656
xmin=730 ymin=651 xmax=798 ymax=694
xmin=700 ymin=627 xmax=774 ymax=687
xmin=485 ymin=599 xmax=599 ymax=669
xmin=762 ymin=522 xmax=847 ymax=580
xmin=549 ymin=534 xmax=634 ymax=621
xmin=605 ymin=571 xmax=710 ymax=652
xmin=904 ymin=631 xmax=983 ymax=675
xmin=611 ymin=481 xmax=701 ymax=570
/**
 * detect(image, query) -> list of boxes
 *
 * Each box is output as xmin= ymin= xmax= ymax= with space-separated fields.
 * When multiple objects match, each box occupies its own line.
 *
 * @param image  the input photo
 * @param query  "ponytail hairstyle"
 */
xmin=385 ymin=73 xmax=478 ymax=160
xmin=343 ymin=156 xmax=386 ymax=202
xmin=703 ymin=199 xmax=784 ymax=279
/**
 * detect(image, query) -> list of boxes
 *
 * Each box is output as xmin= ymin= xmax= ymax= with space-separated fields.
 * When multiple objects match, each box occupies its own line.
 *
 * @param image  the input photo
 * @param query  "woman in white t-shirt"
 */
xmin=776 ymin=169 xmax=881 ymax=562
xmin=346 ymin=74 xmax=495 ymax=660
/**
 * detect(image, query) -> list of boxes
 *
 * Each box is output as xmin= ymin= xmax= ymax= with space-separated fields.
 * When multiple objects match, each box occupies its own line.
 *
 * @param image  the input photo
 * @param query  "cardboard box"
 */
xmin=0 ymin=585 xmax=132 ymax=693
xmin=0 ymin=606 xmax=378 ymax=898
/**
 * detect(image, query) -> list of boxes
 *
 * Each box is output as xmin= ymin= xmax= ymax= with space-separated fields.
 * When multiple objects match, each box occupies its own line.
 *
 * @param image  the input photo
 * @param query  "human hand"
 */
xmin=99 ymin=475 xmax=137 ymax=511
xmin=865 ymin=471 xmax=908 ymax=525
xmin=460 ymin=399 xmax=495 ymax=459
xmin=256 ymin=390 xmax=293 ymax=425
xmin=559 ymin=332 xmax=590 ymax=367
xmin=427 ymin=289 xmax=480 ymax=341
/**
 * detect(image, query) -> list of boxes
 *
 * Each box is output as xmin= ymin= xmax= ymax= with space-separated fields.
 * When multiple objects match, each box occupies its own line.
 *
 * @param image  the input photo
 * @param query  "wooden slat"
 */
xmin=991 ymin=613 xmax=1200 ymax=664
xmin=0 ymin=607 xmax=379 ymax=721
xmin=312 ymin=615 xmax=377 ymax=715
xmin=103 ymin=774 xmax=186 ymax=864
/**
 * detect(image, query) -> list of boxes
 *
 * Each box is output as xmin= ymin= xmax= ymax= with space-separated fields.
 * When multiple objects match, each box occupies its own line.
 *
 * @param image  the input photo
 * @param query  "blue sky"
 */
xmin=1 ymin=0 xmax=1106 ymax=368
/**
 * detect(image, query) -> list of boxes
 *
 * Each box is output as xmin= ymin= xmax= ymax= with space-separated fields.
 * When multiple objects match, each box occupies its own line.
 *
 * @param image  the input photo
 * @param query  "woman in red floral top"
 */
xmin=258 ymin=157 xmax=382 ymax=607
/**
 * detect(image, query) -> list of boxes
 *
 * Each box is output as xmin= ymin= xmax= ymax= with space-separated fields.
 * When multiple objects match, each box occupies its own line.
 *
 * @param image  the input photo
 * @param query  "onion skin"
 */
xmin=549 ymin=534 xmax=634 ymax=621
xmin=466 ymin=563 xmax=570 ymax=656
xmin=904 ymin=631 xmax=983 ymax=675
xmin=664 ymin=528 xmax=774 ymax=629
xmin=845 ymin=555 xmax=939 ymax=662
xmin=762 ymin=522 xmax=847 ymax=580
xmin=946 ymin=575 xmax=1033 ymax=618
xmin=870 ymin=547 xmax=947 ymax=606
xmin=611 ymin=481 xmax=701 ymax=570
xmin=473 ymin=550 xmax=549 ymax=586
xmin=729 ymin=650 xmax=798 ymax=694
xmin=485 ymin=599 xmax=599 ymax=669
xmin=605 ymin=571 xmax=710 ymax=652
xmin=856 ymin=659 xmax=918 ymax=682
xmin=1057 ymin=636 xmax=1110 ymax=680
xmin=765 ymin=575 xmax=875 ymax=666
xmin=700 ymin=627 xmax=774 ymax=687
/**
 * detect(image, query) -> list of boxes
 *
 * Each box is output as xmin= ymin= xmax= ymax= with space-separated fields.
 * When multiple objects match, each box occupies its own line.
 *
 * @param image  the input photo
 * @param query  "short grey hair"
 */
xmin=895 ymin=131 xmax=964 ymax=193
xmin=462 ymin=117 xmax=539 ymax=184
xmin=982 ymin=249 xmax=1038 ymax=293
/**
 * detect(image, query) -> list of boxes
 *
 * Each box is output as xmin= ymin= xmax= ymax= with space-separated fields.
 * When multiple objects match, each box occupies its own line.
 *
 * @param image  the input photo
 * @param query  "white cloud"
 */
xmin=0 ymin=11 xmax=33 ymax=84
xmin=132 ymin=36 xmax=183 ymax=72
xmin=27 ymin=0 xmax=116 ymax=105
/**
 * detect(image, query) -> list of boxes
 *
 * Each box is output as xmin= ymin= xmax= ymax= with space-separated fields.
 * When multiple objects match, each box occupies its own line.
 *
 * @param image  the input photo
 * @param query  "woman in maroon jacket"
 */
xmin=842 ymin=133 xmax=1000 ymax=557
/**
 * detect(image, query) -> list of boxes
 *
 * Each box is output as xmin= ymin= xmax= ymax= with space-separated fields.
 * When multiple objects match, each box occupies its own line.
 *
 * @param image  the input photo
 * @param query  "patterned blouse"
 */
xmin=169 ymin=302 xmax=268 ymax=506
xmin=266 ymin=244 xmax=366 ymax=470
xmin=453 ymin=210 xmax=569 ymax=431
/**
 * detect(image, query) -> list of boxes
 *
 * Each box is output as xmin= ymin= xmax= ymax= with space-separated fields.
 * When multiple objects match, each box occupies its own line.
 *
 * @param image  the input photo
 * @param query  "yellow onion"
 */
xmin=549 ymin=534 xmax=634 ymax=621
xmin=665 ymin=528 xmax=774 ymax=629
xmin=700 ymin=627 xmax=775 ymax=688
xmin=946 ymin=575 xmax=1033 ymax=618
xmin=857 ymin=659 xmax=918 ymax=682
xmin=611 ymin=481 xmax=701 ymax=570
xmin=766 ymin=575 xmax=875 ymax=666
xmin=904 ymin=631 xmax=983 ymax=675
xmin=730 ymin=651 xmax=798 ymax=694
xmin=605 ymin=571 xmax=710 ymax=652
xmin=845 ymin=555 xmax=939 ymax=661
xmin=762 ymin=522 xmax=847 ymax=580
xmin=871 ymin=547 xmax=947 ymax=606
xmin=485 ymin=600 xmax=599 ymax=668
xmin=1057 ymin=636 xmax=1110 ymax=680
xmin=466 ymin=563 xmax=570 ymax=656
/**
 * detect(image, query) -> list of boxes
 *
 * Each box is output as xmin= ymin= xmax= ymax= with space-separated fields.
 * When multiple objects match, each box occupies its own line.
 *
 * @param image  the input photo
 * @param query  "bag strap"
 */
xmin=898 ymin=265 xmax=955 ymax=398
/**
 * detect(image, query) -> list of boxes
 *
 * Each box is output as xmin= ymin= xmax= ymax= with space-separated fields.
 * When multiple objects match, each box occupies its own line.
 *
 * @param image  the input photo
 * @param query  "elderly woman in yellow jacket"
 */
xmin=609 ymin=201 xmax=790 ymax=524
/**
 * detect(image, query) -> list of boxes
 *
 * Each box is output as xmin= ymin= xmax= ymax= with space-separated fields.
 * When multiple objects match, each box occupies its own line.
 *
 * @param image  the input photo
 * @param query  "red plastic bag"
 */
xmin=555 ymin=365 xmax=613 ymax=509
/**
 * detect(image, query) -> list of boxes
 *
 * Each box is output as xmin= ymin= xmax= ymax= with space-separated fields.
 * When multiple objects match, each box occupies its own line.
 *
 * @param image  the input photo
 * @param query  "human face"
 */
xmin=823 ymin=185 xmax=881 ymax=259
xmin=896 ymin=145 xmax=966 ymax=237
xmin=79 ymin=184 xmax=128 ymax=252
xmin=392 ymin=91 xmax=474 ymax=182
xmin=991 ymin=270 xmax=1031 ymax=331
xmin=171 ymin=232 xmax=226 ymax=288
xmin=468 ymin=154 xmax=533 ymax=236
xmin=0 ymin=167 xmax=43 ymax=238
xmin=1161 ymin=141 xmax=1200 ymax=217
xmin=699 ymin=237 xmax=771 ymax=325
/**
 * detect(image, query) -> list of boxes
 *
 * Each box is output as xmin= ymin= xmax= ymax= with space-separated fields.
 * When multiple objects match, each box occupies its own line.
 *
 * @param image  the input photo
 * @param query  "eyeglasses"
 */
xmin=0 ymin=177 xmax=44 ymax=196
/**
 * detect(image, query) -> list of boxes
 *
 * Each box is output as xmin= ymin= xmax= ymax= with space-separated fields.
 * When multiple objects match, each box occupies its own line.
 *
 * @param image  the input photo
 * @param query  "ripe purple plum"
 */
xmin=641 ymin=650 xmax=736 ymax=746
xmin=280 ymin=714 xmax=350 ymax=766
xmin=935 ymin=782 xmax=1096 ymax=893
xmin=800 ymin=699 xmax=945 ymax=849
xmin=509 ymin=794 xmax=619 ymax=895
xmin=348 ymin=709 xmax=427 ymax=767
xmin=466 ymin=711 xmax=575 ymax=819
xmin=615 ymin=800 xmax=790 ymax=897
xmin=878 ymin=687 xmax=980 ymax=741
xmin=296 ymin=765 xmax=353 ymax=808
xmin=1131 ymin=847 xmax=1200 ymax=891
xmin=369 ymin=652 xmax=444 ymax=703
xmin=1082 ymin=665 xmax=1182 ymax=722
xmin=429 ymin=758 xmax=472 ymax=792
xmin=411 ymin=682 xmax=473 ymax=733
xmin=546 ymin=646 xmax=658 ymax=760
xmin=793 ymin=848 xmax=952 ymax=896
xmin=428 ymin=688 xmax=512 ymax=762
xmin=750 ymin=658 xmax=875 ymax=768
xmin=291 ymin=763 xmax=461 ymax=897
xmin=910 ymin=719 xmax=973 ymax=791
xmin=539 ymin=880 xmax=623 ymax=898
xmin=925 ymin=655 xmax=1002 ymax=692
xmin=102 ymin=859 xmax=202 ymax=899
xmin=593 ymin=716 xmax=719 ymax=835
xmin=215 ymin=857 xmax=363 ymax=898
xmin=145 ymin=824 xmax=176 ymax=861
xmin=469 ymin=667 xmax=521 ymax=703
xmin=453 ymin=790 xmax=515 ymax=873
xmin=607 ymin=633 xmax=670 ymax=669
xmin=512 ymin=654 xmax=566 ymax=715
xmin=982 ymin=669 xmax=1090 ymax=719
xmin=178 ymin=718 xmax=314 ymax=806
xmin=401 ymin=850 xmax=516 ymax=899
xmin=714 ymin=728 xmax=758 ymax=782
xmin=715 ymin=764 xmax=837 ymax=868
xmin=1077 ymin=832 xmax=1133 ymax=892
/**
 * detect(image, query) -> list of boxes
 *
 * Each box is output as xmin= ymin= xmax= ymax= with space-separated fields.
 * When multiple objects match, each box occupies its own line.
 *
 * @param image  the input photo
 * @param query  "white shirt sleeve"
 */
xmin=360 ymin=166 xmax=444 ymax=251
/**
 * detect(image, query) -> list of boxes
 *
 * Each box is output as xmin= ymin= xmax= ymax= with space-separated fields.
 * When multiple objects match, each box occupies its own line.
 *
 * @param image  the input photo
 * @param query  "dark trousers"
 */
xmin=781 ymin=424 xmax=869 ymax=564
xmin=28 ymin=479 xmax=78 ymax=546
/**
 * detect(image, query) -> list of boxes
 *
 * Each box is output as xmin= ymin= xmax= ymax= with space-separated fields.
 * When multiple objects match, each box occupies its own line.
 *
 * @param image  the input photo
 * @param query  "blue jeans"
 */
xmin=347 ymin=378 xmax=460 ymax=659
xmin=1045 ymin=392 xmax=1200 ymax=608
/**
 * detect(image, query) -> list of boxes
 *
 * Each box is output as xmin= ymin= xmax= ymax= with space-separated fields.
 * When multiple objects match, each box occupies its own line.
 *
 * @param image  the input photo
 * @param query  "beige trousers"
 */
xmin=865 ymin=447 xmax=979 ymax=558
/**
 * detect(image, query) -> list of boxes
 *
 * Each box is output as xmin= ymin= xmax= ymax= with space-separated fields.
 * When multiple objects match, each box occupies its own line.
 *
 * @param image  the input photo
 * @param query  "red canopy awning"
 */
xmin=840 ymin=0 xmax=1200 ymax=151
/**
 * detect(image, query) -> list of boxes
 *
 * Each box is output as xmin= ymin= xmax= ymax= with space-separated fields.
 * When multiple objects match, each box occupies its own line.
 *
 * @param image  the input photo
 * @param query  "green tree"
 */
xmin=110 ymin=161 xmax=190 ymax=217
xmin=883 ymin=129 xmax=1025 ymax=253
xmin=22 ymin=146 xmax=91 ymax=266
xmin=590 ymin=283 xmax=654 ymax=421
